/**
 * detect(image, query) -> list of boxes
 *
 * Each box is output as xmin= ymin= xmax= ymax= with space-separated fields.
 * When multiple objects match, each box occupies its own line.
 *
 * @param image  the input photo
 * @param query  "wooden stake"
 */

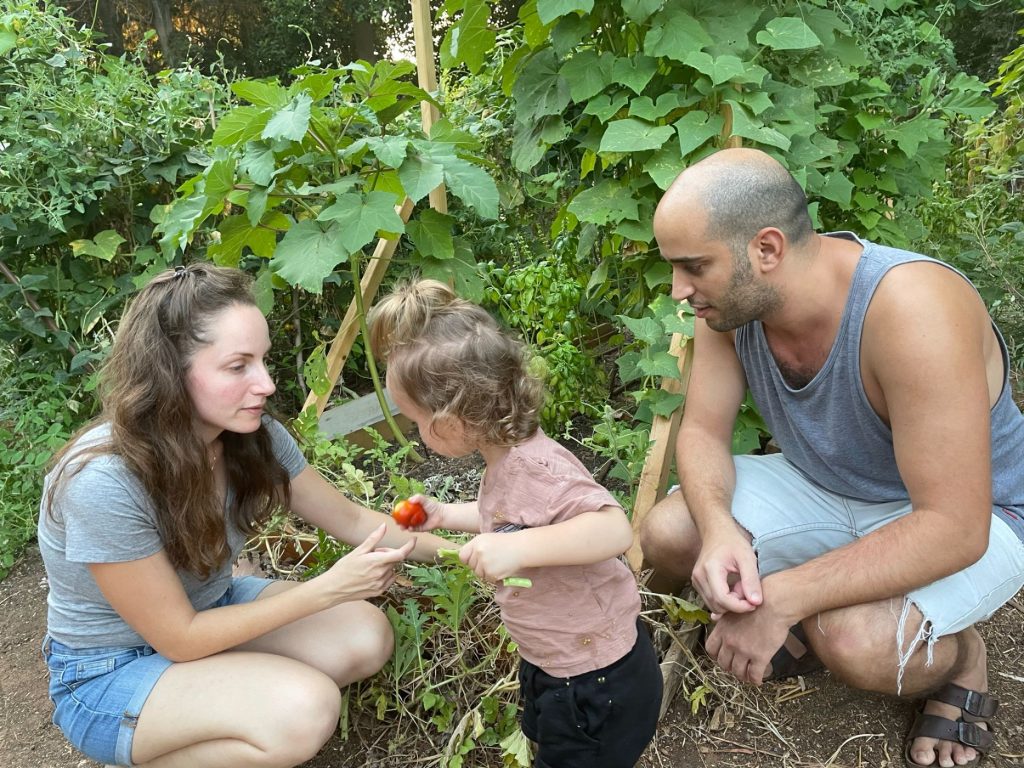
xmin=301 ymin=199 xmax=415 ymax=418
xmin=626 ymin=334 xmax=693 ymax=572
xmin=626 ymin=106 xmax=739 ymax=572
xmin=411 ymin=0 xmax=448 ymax=213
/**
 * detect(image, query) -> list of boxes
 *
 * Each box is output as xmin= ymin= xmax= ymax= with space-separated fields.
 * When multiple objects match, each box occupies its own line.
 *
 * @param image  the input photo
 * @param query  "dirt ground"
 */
xmin=3 ymin=542 xmax=1024 ymax=768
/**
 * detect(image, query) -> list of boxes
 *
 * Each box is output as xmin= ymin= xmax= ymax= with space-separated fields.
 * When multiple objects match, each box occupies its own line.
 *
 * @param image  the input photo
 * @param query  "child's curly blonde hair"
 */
xmin=367 ymin=278 xmax=544 ymax=446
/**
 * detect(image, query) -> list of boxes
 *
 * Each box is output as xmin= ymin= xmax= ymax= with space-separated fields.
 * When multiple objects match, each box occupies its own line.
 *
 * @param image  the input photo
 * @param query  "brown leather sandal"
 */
xmin=904 ymin=683 xmax=998 ymax=768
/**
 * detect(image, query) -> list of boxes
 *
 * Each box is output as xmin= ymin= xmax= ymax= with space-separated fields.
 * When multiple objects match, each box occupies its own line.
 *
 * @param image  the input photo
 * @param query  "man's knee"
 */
xmin=638 ymin=491 xmax=700 ymax=576
xmin=804 ymin=606 xmax=902 ymax=690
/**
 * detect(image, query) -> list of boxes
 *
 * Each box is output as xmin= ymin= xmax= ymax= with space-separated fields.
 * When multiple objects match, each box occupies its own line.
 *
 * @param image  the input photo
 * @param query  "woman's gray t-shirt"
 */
xmin=37 ymin=417 xmax=306 ymax=649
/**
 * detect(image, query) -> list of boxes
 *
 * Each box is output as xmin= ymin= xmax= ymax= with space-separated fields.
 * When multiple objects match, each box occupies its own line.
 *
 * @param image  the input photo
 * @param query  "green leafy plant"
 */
xmin=0 ymin=352 xmax=92 ymax=577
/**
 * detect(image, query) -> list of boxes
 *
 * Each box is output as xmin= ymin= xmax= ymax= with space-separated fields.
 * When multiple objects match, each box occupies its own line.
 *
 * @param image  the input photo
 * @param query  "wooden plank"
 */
xmin=626 ymin=333 xmax=693 ymax=572
xmin=411 ymin=0 xmax=448 ymax=214
xmin=301 ymin=198 xmax=415 ymax=418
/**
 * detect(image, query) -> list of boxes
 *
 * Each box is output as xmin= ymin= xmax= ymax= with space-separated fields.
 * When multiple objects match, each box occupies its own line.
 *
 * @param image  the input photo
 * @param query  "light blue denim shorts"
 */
xmin=43 ymin=575 xmax=274 ymax=766
xmin=731 ymin=453 xmax=1024 ymax=639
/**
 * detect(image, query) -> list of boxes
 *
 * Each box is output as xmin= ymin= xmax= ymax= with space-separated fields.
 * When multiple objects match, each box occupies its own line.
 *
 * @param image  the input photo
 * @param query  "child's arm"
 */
xmin=459 ymin=505 xmax=632 ymax=583
xmin=401 ymin=495 xmax=482 ymax=534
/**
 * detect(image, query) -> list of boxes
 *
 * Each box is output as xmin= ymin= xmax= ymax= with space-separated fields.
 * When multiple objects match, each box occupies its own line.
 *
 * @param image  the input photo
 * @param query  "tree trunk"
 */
xmin=94 ymin=0 xmax=125 ymax=56
xmin=352 ymin=18 xmax=377 ymax=63
xmin=149 ymin=0 xmax=176 ymax=66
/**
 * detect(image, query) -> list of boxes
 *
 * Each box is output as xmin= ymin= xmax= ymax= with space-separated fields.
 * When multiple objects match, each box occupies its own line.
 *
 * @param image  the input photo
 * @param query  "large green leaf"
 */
xmin=723 ymin=100 xmax=790 ymax=150
xmin=270 ymin=220 xmax=349 ymax=293
xmin=615 ymin=217 xmax=654 ymax=243
xmin=674 ymin=111 xmax=724 ymax=157
xmin=940 ymin=74 xmax=995 ymax=120
xmin=443 ymin=157 xmax=499 ymax=219
xmin=536 ymin=0 xmax=594 ymax=25
xmin=366 ymin=136 xmax=410 ymax=168
xmin=629 ymin=92 xmax=700 ymax=121
xmin=622 ymin=0 xmax=663 ymax=24
xmin=207 ymin=215 xmax=254 ymax=267
xmin=158 ymin=190 xmax=207 ymax=258
xmin=441 ymin=0 xmax=496 ymax=75
xmin=406 ymin=209 xmax=455 ymax=260
xmin=398 ymin=152 xmax=445 ymax=203
xmin=702 ymin=1 xmax=761 ymax=56
xmin=567 ymin=181 xmax=639 ymax=225
xmin=788 ymin=56 xmax=855 ymax=88
xmin=819 ymin=171 xmax=853 ymax=206
xmin=239 ymin=142 xmax=277 ymax=186
xmin=682 ymin=52 xmax=747 ymax=86
xmin=512 ymin=49 xmax=571 ymax=123
xmin=231 ymin=80 xmax=289 ymax=107
xmin=560 ymin=50 xmax=613 ymax=103
xmin=611 ymin=55 xmax=658 ymax=95
xmin=755 ymin=17 xmax=822 ymax=51
xmin=644 ymin=138 xmax=686 ymax=190
xmin=599 ymin=119 xmax=675 ymax=153
xmin=415 ymin=241 xmax=484 ymax=302
xmin=643 ymin=6 xmax=712 ymax=62
xmin=69 ymin=230 xmax=125 ymax=262
xmin=0 ymin=28 xmax=17 ymax=56
xmin=261 ymin=93 xmax=312 ymax=142
xmin=889 ymin=116 xmax=944 ymax=158
xmin=583 ymin=92 xmax=630 ymax=122
xmin=317 ymin=191 xmax=405 ymax=253
xmin=213 ymin=106 xmax=271 ymax=147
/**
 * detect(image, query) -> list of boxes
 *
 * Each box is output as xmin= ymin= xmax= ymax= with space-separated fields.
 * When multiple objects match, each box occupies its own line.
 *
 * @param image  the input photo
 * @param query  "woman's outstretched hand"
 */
xmin=318 ymin=523 xmax=415 ymax=603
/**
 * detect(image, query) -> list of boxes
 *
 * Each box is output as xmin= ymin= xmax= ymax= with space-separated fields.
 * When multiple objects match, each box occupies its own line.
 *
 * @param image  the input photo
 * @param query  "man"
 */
xmin=639 ymin=147 xmax=1024 ymax=768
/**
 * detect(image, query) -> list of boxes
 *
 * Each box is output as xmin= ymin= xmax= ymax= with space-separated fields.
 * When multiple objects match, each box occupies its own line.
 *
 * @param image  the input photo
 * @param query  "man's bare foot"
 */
xmin=907 ymin=628 xmax=992 ymax=768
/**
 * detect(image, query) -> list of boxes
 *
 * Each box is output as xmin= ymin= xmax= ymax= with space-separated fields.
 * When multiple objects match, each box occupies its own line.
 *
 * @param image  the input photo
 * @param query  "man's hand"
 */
xmin=691 ymin=525 xmax=762 ymax=616
xmin=704 ymin=599 xmax=792 ymax=686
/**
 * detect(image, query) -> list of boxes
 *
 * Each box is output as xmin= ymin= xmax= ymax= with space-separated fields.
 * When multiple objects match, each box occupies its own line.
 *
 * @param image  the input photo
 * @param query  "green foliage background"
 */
xmin=2 ymin=0 xmax=1024 ymax=762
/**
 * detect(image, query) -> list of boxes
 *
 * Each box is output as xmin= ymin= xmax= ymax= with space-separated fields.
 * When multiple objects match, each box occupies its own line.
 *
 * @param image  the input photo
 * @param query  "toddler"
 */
xmin=368 ymin=279 xmax=662 ymax=768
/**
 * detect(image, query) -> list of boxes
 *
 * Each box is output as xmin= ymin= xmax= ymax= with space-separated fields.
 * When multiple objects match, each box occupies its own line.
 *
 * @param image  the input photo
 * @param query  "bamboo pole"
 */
xmin=626 ymin=334 xmax=692 ymax=571
xmin=300 ymin=0 xmax=448 ymax=419
xmin=301 ymin=199 xmax=415 ymax=417
xmin=411 ymin=0 xmax=448 ymax=213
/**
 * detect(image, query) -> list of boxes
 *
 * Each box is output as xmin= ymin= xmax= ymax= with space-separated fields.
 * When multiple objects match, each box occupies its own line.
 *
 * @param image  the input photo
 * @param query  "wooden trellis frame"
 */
xmin=302 ymin=0 xmax=448 ymax=419
xmin=626 ymin=110 xmax=743 ymax=574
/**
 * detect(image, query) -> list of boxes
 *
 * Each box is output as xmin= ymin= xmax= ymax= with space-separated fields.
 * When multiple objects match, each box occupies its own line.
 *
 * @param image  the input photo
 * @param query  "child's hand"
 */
xmin=459 ymin=533 xmax=527 ymax=584
xmin=392 ymin=494 xmax=445 ymax=532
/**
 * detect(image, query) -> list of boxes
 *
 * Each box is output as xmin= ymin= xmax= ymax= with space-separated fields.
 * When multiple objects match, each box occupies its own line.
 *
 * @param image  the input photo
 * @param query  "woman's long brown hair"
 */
xmin=46 ymin=264 xmax=290 ymax=578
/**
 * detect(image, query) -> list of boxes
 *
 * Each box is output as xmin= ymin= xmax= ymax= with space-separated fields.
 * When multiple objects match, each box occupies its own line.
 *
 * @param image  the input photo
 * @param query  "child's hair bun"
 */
xmin=367 ymin=278 xmax=457 ymax=361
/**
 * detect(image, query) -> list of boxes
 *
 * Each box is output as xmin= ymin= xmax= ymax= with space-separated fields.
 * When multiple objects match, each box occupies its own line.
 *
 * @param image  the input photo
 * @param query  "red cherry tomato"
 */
xmin=392 ymin=499 xmax=427 ymax=527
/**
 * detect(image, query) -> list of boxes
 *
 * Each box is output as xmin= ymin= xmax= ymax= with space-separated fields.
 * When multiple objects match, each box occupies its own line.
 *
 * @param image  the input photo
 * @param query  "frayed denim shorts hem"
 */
xmin=730 ymin=453 xmax=1024 ymax=638
xmin=43 ymin=575 xmax=274 ymax=765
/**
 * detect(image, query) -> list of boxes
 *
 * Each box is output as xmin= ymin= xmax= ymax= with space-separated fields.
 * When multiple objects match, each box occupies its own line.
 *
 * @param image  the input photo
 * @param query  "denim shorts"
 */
xmin=43 ymin=575 xmax=274 ymax=766
xmin=731 ymin=453 xmax=1024 ymax=639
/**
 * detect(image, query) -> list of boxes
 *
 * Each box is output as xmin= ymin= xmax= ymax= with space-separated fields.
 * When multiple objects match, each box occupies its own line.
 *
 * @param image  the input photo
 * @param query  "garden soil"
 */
xmin=5 ymin=545 xmax=1024 ymax=768
xmin=5 ymin=432 xmax=1024 ymax=768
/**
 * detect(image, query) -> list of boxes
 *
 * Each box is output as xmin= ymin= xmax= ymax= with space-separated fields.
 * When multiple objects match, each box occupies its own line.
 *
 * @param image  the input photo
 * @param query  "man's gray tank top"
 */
xmin=734 ymin=232 xmax=1024 ymax=535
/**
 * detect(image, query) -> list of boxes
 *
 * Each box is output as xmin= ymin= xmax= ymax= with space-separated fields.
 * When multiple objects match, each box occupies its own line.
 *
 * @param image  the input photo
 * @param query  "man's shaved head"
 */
xmin=656 ymin=148 xmax=813 ymax=253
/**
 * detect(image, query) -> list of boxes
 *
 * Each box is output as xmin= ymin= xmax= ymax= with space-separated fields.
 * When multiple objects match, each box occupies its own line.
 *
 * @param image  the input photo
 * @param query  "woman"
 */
xmin=38 ymin=264 xmax=446 ymax=767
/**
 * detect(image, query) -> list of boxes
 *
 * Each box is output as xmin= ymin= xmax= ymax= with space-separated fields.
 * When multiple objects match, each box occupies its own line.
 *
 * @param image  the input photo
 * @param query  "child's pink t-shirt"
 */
xmin=478 ymin=430 xmax=641 ymax=677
